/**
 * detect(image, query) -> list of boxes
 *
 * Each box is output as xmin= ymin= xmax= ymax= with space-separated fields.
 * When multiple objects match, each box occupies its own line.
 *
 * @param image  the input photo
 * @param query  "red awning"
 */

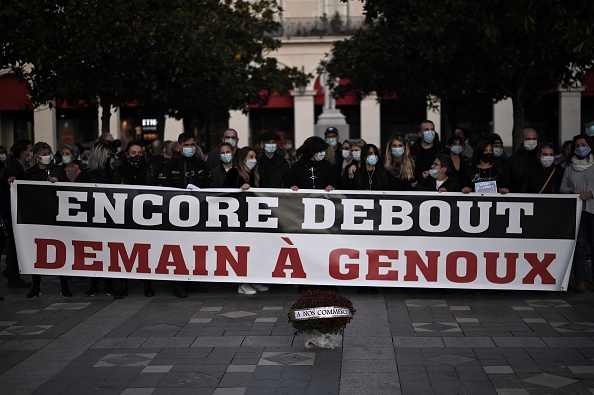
xmin=313 ymin=77 xmax=359 ymax=106
xmin=0 ymin=74 xmax=32 ymax=110
xmin=582 ymin=70 xmax=594 ymax=97
xmin=248 ymin=91 xmax=294 ymax=109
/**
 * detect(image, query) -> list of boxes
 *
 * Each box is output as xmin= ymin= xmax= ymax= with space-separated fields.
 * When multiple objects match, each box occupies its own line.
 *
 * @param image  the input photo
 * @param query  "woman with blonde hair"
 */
xmin=383 ymin=134 xmax=416 ymax=190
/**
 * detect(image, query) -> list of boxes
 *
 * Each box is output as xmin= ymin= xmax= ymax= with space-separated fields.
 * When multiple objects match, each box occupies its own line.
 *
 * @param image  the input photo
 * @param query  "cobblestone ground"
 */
xmin=1 ymin=272 xmax=593 ymax=395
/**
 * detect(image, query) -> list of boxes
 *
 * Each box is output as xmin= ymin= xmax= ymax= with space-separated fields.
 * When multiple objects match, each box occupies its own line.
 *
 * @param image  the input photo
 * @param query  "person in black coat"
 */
xmin=383 ymin=134 xmax=416 ymax=191
xmin=112 ymin=141 xmax=158 ymax=298
xmin=24 ymin=142 xmax=71 ymax=299
xmin=257 ymin=131 xmax=289 ymax=188
xmin=347 ymin=144 xmax=390 ymax=191
xmin=161 ymin=133 xmax=211 ymax=297
xmin=505 ymin=128 xmax=540 ymax=192
xmin=162 ymin=133 xmax=212 ymax=190
xmin=461 ymin=140 xmax=509 ymax=194
xmin=410 ymin=120 xmax=449 ymax=180
xmin=287 ymin=136 xmax=337 ymax=191
xmin=1 ymin=139 xmax=33 ymax=292
xmin=526 ymin=142 xmax=563 ymax=194
xmin=418 ymin=154 xmax=461 ymax=192
xmin=211 ymin=143 xmax=235 ymax=188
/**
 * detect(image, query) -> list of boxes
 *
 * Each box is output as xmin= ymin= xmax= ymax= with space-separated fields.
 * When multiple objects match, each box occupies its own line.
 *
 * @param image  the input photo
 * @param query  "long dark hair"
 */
xmin=471 ymin=140 xmax=493 ymax=166
xmin=296 ymin=136 xmax=327 ymax=161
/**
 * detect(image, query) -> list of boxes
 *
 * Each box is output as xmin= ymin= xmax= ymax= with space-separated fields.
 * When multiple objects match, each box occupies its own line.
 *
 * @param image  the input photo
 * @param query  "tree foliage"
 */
xmin=325 ymin=0 xmax=594 ymax=147
xmin=1 ymin=0 xmax=309 ymax=132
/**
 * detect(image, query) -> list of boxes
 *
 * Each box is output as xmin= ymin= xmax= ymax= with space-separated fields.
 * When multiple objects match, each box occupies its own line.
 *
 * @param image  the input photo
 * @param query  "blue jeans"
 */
xmin=573 ymin=211 xmax=594 ymax=283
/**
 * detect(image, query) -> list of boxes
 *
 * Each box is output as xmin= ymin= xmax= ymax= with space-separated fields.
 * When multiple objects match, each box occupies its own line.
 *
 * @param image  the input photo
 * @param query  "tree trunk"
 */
xmin=510 ymin=90 xmax=525 ymax=152
xmin=101 ymin=103 xmax=112 ymax=134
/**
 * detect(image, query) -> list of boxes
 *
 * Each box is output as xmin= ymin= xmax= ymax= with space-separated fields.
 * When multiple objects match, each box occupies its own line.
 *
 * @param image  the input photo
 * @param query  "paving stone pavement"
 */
xmin=1 ymin=275 xmax=594 ymax=394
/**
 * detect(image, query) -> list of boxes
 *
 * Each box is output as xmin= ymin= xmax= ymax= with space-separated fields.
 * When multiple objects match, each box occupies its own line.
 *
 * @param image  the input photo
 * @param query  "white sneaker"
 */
xmin=251 ymin=283 xmax=269 ymax=292
xmin=238 ymin=284 xmax=257 ymax=295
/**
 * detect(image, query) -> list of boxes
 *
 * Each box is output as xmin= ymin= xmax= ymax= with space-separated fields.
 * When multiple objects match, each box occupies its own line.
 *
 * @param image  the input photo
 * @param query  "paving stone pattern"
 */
xmin=1 ymin=275 xmax=594 ymax=394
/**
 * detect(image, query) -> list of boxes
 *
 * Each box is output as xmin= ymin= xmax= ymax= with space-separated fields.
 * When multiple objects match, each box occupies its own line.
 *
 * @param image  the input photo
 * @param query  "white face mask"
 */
xmin=524 ymin=140 xmax=538 ymax=151
xmin=224 ymin=138 xmax=237 ymax=148
xmin=40 ymin=155 xmax=52 ymax=165
xmin=540 ymin=156 xmax=554 ymax=168
xmin=0 ymin=154 xmax=6 ymax=161
xmin=325 ymin=137 xmax=337 ymax=147
xmin=352 ymin=150 xmax=361 ymax=161
xmin=245 ymin=158 xmax=257 ymax=170
xmin=342 ymin=149 xmax=350 ymax=159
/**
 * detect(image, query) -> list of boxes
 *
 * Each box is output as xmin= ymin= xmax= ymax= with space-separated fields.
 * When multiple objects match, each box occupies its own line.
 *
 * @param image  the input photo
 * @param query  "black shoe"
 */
xmin=86 ymin=284 xmax=98 ymax=297
xmin=61 ymin=287 xmax=73 ymax=298
xmin=7 ymin=278 xmax=32 ymax=288
xmin=104 ymin=281 xmax=115 ymax=296
xmin=112 ymin=280 xmax=128 ymax=300
xmin=144 ymin=281 xmax=155 ymax=297
xmin=173 ymin=283 xmax=187 ymax=298
xmin=26 ymin=287 xmax=41 ymax=299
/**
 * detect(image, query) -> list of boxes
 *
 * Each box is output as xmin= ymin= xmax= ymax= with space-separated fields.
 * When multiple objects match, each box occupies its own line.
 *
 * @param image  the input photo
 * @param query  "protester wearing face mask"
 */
xmin=488 ymin=133 xmax=508 ymax=164
xmin=109 ymin=141 xmax=158 ymax=298
xmin=1 ymin=139 xmax=34 ymax=293
xmin=526 ymin=143 xmax=562 ymax=194
xmin=206 ymin=129 xmax=239 ymax=170
xmin=461 ymin=140 xmax=509 ymax=194
xmin=0 ymin=145 xmax=8 ymax=169
xmin=410 ymin=120 xmax=449 ymax=180
xmin=342 ymin=138 xmax=367 ymax=185
xmin=162 ymin=133 xmax=211 ymax=298
xmin=346 ymin=144 xmax=389 ymax=191
xmin=418 ymin=154 xmax=461 ymax=192
xmin=505 ymin=128 xmax=540 ymax=193
xmin=448 ymin=134 xmax=470 ymax=182
xmin=383 ymin=134 xmax=417 ymax=191
xmin=211 ymin=142 xmax=235 ymax=188
xmin=287 ymin=136 xmax=336 ymax=192
xmin=60 ymin=144 xmax=82 ymax=182
xmin=561 ymin=134 xmax=594 ymax=293
xmin=257 ymin=131 xmax=289 ymax=188
xmin=23 ymin=142 xmax=70 ymax=299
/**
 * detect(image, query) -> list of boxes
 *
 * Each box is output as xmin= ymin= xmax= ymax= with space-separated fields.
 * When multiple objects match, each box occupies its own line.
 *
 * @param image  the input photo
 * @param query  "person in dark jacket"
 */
xmin=383 ymin=134 xmax=416 ymax=191
xmin=447 ymin=134 xmax=470 ymax=182
xmin=526 ymin=142 xmax=563 ymax=194
xmin=287 ymin=136 xmax=337 ymax=191
xmin=24 ymin=142 xmax=71 ymax=299
xmin=161 ymin=133 xmax=211 ymax=297
xmin=162 ymin=133 xmax=212 ymax=190
xmin=461 ymin=140 xmax=509 ymax=194
xmin=1 ymin=139 xmax=33 ymax=292
xmin=112 ymin=141 xmax=158 ymax=298
xmin=347 ymin=144 xmax=389 ymax=190
xmin=206 ymin=129 xmax=239 ymax=170
xmin=211 ymin=143 xmax=235 ymax=188
xmin=505 ymin=128 xmax=540 ymax=192
xmin=75 ymin=141 xmax=119 ymax=297
xmin=257 ymin=131 xmax=289 ymax=188
xmin=418 ymin=154 xmax=461 ymax=192
xmin=410 ymin=120 xmax=449 ymax=180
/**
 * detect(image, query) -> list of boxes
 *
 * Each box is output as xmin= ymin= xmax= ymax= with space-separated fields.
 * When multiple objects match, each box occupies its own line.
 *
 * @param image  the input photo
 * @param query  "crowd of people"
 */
xmin=0 ymin=119 xmax=593 ymax=299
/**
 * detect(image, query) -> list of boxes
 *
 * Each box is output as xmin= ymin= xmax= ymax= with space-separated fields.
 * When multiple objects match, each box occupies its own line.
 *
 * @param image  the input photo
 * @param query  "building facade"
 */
xmin=0 ymin=0 xmax=592 ymax=152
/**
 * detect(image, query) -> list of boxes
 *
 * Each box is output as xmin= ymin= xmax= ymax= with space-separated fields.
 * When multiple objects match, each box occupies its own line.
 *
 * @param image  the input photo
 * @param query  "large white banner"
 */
xmin=11 ymin=180 xmax=581 ymax=291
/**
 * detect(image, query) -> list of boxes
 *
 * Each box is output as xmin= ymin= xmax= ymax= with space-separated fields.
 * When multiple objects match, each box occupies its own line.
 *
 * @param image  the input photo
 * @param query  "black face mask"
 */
xmin=481 ymin=153 xmax=494 ymax=163
xmin=128 ymin=156 xmax=143 ymax=168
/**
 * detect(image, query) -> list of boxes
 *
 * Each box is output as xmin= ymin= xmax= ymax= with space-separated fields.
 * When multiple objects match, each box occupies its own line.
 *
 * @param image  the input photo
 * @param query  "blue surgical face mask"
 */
xmin=245 ymin=158 xmax=257 ymax=170
xmin=264 ymin=144 xmax=277 ymax=154
xmin=429 ymin=169 xmax=440 ymax=178
xmin=352 ymin=151 xmax=361 ymax=161
xmin=325 ymin=137 xmax=337 ymax=147
xmin=450 ymin=145 xmax=463 ymax=155
xmin=220 ymin=153 xmax=232 ymax=163
xmin=315 ymin=151 xmax=326 ymax=161
xmin=493 ymin=147 xmax=504 ymax=157
xmin=575 ymin=146 xmax=592 ymax=158
xmin=423 ymin=130 xmax=436 ymax=143
xmin=342 ymin=149 xmax=350 ymax=159
xmin=391 ymin=147 xmax=404 ymax=157
xmin=182 ymin=147 xmax=196 ymax=158
xmin=62 ymin=155 xmax=72 ymax=165
xmin=366 ymin=155 xmax=379 ymax=166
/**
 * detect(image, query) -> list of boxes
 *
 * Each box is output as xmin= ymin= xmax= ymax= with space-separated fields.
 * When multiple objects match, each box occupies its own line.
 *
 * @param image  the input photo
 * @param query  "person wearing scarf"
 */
xmin=561 ymin=134 xmax=594 ymax=293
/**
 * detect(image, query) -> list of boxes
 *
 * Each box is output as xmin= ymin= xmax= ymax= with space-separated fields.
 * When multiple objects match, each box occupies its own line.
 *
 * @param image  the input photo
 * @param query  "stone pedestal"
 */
xmin=315 ymin=109 xmax=349 ymax=140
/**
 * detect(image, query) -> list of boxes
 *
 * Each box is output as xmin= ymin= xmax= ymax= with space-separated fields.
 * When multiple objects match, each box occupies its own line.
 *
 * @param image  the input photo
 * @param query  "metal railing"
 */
xmin=270 ymin=16 xmax=365 ymax=37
